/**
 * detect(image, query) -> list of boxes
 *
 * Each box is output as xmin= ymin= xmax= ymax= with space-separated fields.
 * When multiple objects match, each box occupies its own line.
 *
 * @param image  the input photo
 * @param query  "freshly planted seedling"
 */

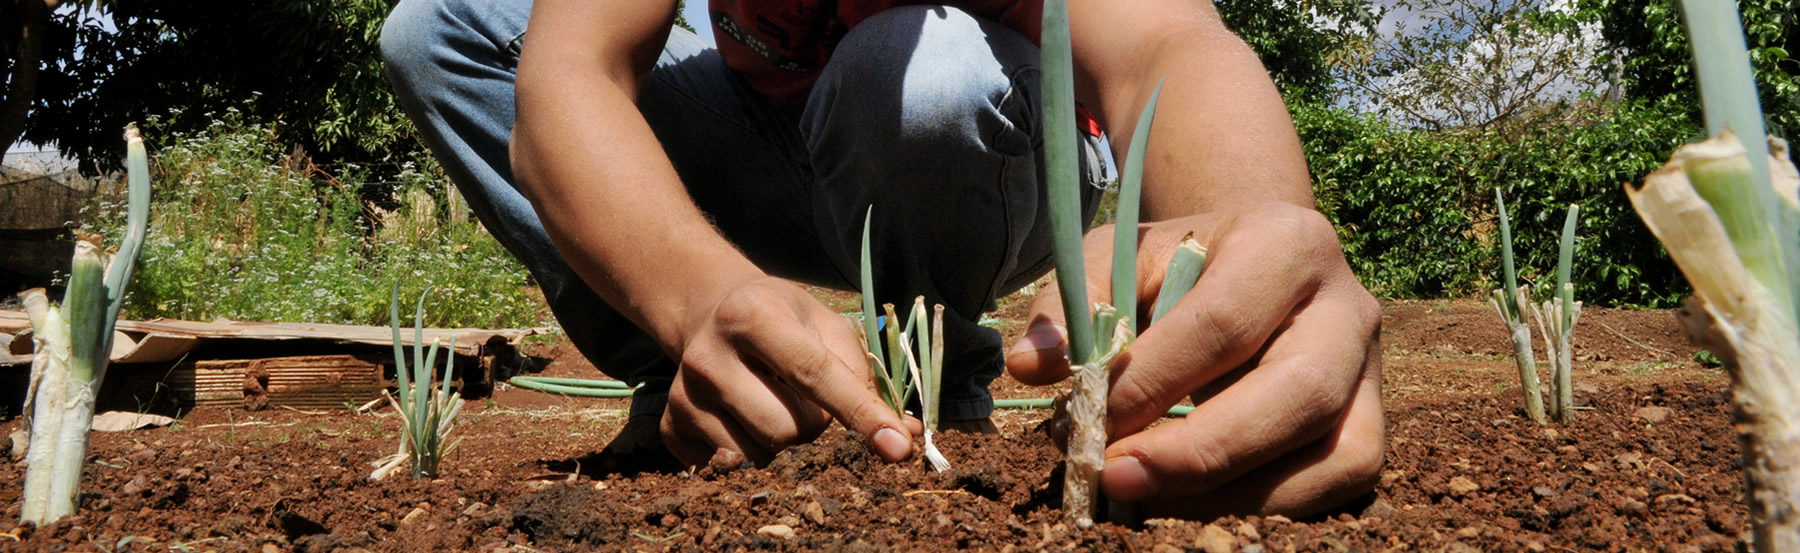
xmin=859 ymin=208 xmax=914 ymax=420
xmin=1527 ymin=205 xmax=1581 ymax=422
xmin=856 ymin=207 xmax=951 ymax=471
xmin=1624 ymin=0 xmax=1800 ymax=548
xmin=1041 ymin=0 xmax=1175 ymax=527
xmin=898 ymin=299 xmax=950 ymax=472
xmin=1488 ymin=189 xmax=1546 ymax=424
xmin=21 ymin=127 xmax=150 ymax=525
xmin=370 ymin=285 xmax=465 ymax=480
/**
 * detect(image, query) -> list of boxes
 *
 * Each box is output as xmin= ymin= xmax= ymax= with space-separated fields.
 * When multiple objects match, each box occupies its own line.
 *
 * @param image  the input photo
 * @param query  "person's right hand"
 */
xmin=659 ymin=276 xmax=916 ymax=467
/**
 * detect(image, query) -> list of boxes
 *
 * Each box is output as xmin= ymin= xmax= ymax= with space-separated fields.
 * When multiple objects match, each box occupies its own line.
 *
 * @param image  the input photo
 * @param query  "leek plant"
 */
xmin=1489 ymin=190 xmax=1546 ymax=424
xmin=856 ymin=208 xmax=951 ymax=471
xmin=1527 ymin=206 xmax=1581 ymax=422
xmin=370 ymin=286 xmax=465 ymax=480
xmin=20 ymin=127 xmax=151 ymax=526
xmin=1041 ymin=0 xmax=1175 ymax=526
xmin=1624 ymin=0 xmax=1800 ymax=548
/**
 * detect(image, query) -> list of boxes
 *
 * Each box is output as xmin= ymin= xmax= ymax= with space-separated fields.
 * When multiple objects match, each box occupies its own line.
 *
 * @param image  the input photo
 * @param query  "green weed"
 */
xmin=85 ymin=112 xmax=547 ymax=329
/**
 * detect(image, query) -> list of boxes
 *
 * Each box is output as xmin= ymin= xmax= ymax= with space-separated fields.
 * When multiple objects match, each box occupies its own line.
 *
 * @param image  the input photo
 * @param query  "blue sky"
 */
xmin=683 ymin=2 xmax=717 ymax=46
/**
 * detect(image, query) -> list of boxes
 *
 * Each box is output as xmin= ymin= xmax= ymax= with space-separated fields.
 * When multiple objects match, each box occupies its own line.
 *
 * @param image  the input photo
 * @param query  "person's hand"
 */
xmin=1005 ymin=202 xmax=1385 ymax=519
xmin=660 ymin=276 xmax=917 ymax=467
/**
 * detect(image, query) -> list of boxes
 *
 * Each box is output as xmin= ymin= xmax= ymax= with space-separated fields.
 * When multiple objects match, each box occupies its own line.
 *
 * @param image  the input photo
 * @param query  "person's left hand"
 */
xmin=1005 ymin=202 xmax=1385 ymax=519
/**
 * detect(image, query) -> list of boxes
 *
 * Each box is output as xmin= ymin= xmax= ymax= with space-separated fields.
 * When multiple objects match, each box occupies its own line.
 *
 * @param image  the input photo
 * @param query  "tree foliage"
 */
xmin=17 ymin=0 xmax=415 ymax=171
xmin=1298 ymin=96 xmax=1697 ymax=305
xmin=1578 ymin=0 xmax=1800 ymax=137
xmin=1334 ymin=0 xmax=1607 ymax=131
xmin=1213 ymin=0 xmax=1381 ymax=102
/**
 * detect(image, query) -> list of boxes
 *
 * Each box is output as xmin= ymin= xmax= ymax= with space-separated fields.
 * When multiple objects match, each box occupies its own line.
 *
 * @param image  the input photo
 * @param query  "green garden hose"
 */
xmin=508 ymin=376 xmax=1193 ymax=416
xmin=507 ymin=376 xmax=637 ymax=398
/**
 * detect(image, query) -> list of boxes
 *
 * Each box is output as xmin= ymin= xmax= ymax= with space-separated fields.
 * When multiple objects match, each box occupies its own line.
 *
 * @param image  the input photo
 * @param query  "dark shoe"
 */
xmin=547 ymin=413 xmax=681 ymax=478
xmin=939 ymin=416 xmax=998 ymax=434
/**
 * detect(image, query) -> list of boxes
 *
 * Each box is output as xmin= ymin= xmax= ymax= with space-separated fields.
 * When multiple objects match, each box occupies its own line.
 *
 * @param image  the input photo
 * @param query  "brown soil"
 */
xmin=0 ymin=298 xmax=1748 ymax=552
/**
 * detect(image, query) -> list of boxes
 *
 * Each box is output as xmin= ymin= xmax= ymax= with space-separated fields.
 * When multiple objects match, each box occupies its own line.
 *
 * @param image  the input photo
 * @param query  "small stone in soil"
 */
xmin=1197 ymin=523 xmax=1235 ymax=553
xmin=1362 ymin=497 xmax=1399 ymax=519
xmin=1619 ymin=499 xmax=1648 ymax=518
xmin=7 ymin=430 xmax=25 ymax=460
xmin=803 ymin=501 xmax=826 ymax=525
xmin=756 ymin=524 xmax=795 ymax=540
xmin=1633 ymin=406 xmax=1672 ymax=424
xmin=1237 ymin=521 xmax=1260 ymax=542
xmin=1448 ymin=476 xmax=1480 ymax=495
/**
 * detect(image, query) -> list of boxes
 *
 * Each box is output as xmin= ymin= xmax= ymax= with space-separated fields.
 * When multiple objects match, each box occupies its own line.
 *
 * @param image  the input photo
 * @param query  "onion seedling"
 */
xmin=370 ymin=285 xmax=465 ymax=480
xmin=899 ymin=299 xmax=950 ymax=472
xmin=1527 ymin=205 xmax=1581 ymax=422
xmin=1488 ymin=189 xmax=1546 ymax=424
xmin=1624 ymin=0 xmax=1800 ymax=548
xmin=856 ymin=207 xmax=951 ymax=470
xmin=859 ymin=208 xmax=914 ymax=419
xmin=1042 ymin=0 xmax=1170 ymax=526
xmin=21 ymin=127 xmax=150 ymax=525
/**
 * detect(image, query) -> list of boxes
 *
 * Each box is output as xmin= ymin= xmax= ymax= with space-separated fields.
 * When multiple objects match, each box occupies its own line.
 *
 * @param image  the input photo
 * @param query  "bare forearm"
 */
xmin=513 ymin=0 xmax=761 ymax=351
xmin=1071 ymin=1 xmax=1313 ymax=221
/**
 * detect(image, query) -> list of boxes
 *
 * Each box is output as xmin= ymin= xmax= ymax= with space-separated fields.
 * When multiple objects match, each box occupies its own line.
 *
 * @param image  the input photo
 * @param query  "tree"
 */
xmin=1213 ymin=0 xmax=1381 ymax=103
xmin=1333 ymin=0 xmax=1607 ymax=131
xmin=1578 ymin=0 xmax=1799 ymax=137
xmin=14 ymin=0 xmax=415 ymax=172
xmin=4 ymin=0 xmax=54 ymax=159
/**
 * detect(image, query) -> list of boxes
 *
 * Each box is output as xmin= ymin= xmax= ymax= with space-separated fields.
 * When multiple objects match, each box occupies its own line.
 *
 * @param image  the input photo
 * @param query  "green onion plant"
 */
xmin=370 ymin=285 xmax=465 ymax=480
xmin=1488 ymin=189 xmax=1546 ymax=424
xmin=1042 ymin=0 xmax=1173 ymax=527
xmin=898 ymin=299 xmax=949 ymax=472
xmin=1527 ymin=205 xmax=1581 ymax=422
xmin=1624 ymin=0 xmax=1800 ymax=548
xmin=20 ymin=127 xmax=151 ymax=526
xmin=856 ymin=208 xmax=951 ymax=471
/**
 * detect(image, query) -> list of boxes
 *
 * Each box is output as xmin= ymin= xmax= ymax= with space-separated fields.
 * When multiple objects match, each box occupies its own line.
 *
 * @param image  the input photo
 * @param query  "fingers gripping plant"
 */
xmin=857 ymin=208 xmax=950 ymax=472
xmin=1041 ymin=0 xmax=1184 ymax=527
xmin=370 ymin=285 xmax=465 ymax=480
xmin=21 ymin=127 xmax=151 ymax=525
xmin=1624 ymin=0 xmax=1800 ymax=548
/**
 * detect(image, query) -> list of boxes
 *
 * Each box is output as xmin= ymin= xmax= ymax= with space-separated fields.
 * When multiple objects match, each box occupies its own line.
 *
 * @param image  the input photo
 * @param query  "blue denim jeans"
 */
xmin=380 ymin=1 xmax=1105 ymax=421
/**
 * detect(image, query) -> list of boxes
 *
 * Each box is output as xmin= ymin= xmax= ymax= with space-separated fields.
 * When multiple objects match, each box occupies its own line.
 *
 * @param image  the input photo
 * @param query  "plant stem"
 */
xmin=1150 ymin=236 xmax=1206 ymax=325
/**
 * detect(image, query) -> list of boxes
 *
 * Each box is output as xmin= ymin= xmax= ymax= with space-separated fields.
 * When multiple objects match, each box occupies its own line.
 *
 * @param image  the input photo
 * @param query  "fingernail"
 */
xmin=1102 ymin=455 xmax=1155 ymax=503
xmin=1008 ymin=321 xmax=1066 ymax=357
xmin=873 ymin=427 xmax=910 ymax=462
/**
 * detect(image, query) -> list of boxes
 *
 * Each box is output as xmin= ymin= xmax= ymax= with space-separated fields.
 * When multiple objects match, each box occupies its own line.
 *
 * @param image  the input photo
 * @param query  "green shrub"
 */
xmin=86 ymin=113 xmax=545 ymax=329
xmin=1297 ymin=97 xmax=1700 ymax=306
